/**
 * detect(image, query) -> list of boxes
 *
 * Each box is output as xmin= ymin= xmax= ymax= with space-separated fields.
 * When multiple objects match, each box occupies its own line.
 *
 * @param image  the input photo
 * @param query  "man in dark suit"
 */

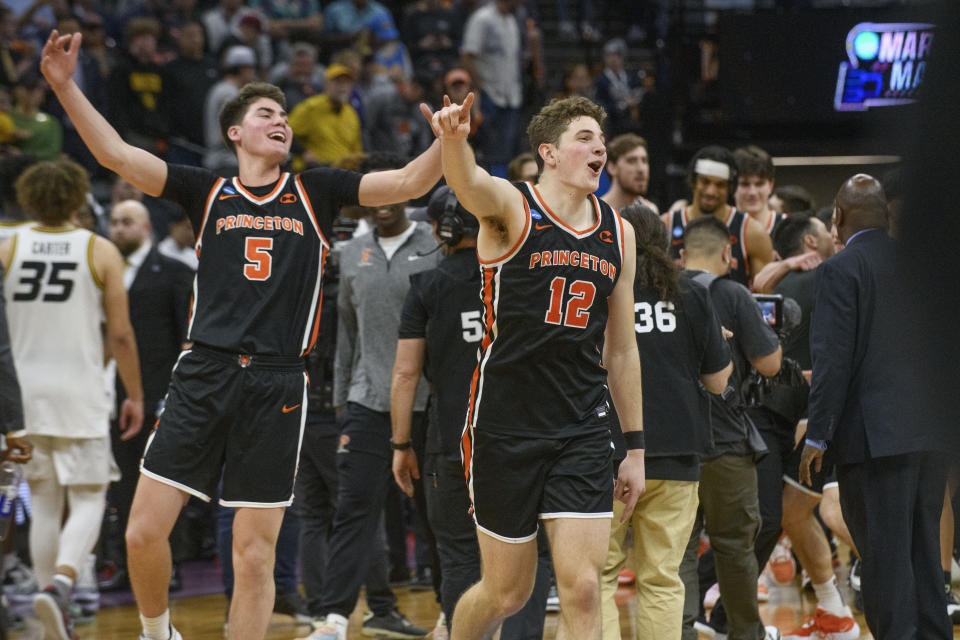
xmin=800 ymin=174 xmax=950 ymax=639
xmin=101 ymin=199 xmax=193 ymax=589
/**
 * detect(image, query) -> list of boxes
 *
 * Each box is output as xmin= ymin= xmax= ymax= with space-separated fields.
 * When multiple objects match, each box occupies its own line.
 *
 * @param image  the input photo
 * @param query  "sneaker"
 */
xmin=617 ymin=567 xmax=635 ymax=585
xmin=33 ymin=585 xmax=77 ymax=640
xmin=764 ymin=625 xmax=782 ymax=640
xmin=297 ymin=614 xmax=348 ymax=640
xmin=432 ymin=612 xmax=448 ymax=640
xmin=2 ymin=555 xmax=38 ymax=602
xmin=946 ymin=590 xmax=960 ymax=625
xmin=361 ymin=609 xmax=429 ymax=638
xmin=138 ymin=623 xmax=183 ymax=640
xmin=693 ymin=618 xmax=716 ymax=638
xmin=274 ymin=590 xmax=311 ymax=624
xmin=73 ymin=553 xmax=99 ymax=620
xmin=783 ymin=608 xmax=858 ymax=640
xmin=757 ymin=580 xmax=769 ymax=602
xmin=409 ymin=567 xmax=433 ymax=592
xmin=765 ymin=535 xmax=796 ymax=586
xmin=545 ymin=584 xmax=560 ymax=613
xmin=703 ymin=582 xmax=720 ymax=609
xmin=847 ymin=558 xmax=861 ymax=592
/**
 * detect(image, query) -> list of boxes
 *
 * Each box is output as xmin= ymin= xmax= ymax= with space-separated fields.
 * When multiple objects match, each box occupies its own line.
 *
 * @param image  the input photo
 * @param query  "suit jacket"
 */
xmin=806 ymin=228 xmax=936 ymax=464
xmin=117 ymin=246 xmax=194 ymax=420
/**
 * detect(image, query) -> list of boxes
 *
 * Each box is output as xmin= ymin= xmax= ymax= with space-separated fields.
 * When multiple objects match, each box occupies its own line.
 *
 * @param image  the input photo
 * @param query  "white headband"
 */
xmin=695 ymin=158 xmax=731 ymax=181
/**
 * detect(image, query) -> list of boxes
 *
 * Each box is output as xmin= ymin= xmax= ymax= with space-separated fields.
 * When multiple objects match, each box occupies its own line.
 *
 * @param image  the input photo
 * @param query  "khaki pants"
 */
xmin=601 ymin=479 xmax=700 ymax=640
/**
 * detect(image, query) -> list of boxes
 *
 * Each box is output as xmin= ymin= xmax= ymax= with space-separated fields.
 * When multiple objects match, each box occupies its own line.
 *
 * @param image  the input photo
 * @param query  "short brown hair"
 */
xmin=733 ymin=145 xmax=775 ymax=182
xmin=15 ymin=159 xmax=90 ymax=225
xmin=526 ymin=96 xmax=606 ymax=173
xmin=219 ymin=82 xmax=287 ymax=153
xmin=607 ymin=133 xmax=648 ymax=165
xmin=506 ymin=152 xmax=537 ymax=182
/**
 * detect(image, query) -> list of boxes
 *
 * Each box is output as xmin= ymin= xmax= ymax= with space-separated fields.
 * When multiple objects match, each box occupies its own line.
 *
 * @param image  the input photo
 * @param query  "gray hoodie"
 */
xmin=334 ymin=221 xmax=441 ymax=412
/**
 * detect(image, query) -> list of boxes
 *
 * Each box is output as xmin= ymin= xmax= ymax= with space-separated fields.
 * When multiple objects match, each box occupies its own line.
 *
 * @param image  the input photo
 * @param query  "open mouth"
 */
xmin=268 ymin=132 xmax=287 ymax=142
xmin=588 ymin=160 xmax=603 ymax=174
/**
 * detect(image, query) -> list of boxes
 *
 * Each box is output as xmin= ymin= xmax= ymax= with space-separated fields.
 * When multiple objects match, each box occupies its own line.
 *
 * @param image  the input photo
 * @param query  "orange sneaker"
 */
xmin=782 ymin=607 xmax=860 ymax=640
xmin=617 ymin=568 xmax=635 ymax=585
xmin=765 ymin=535 xmax=796 ymax=585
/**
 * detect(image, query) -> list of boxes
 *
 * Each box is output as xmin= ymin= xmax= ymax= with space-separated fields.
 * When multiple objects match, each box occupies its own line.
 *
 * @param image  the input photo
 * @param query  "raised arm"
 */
xmin=41 ymin=31 xmax=168 ymax=196
xmin=358 ymin=134 xmax=442 ymax=206
xmin=93 ymin=237 xmax=144 ymax=440
xmin=432 ymin=93 xmax=525 ymax=256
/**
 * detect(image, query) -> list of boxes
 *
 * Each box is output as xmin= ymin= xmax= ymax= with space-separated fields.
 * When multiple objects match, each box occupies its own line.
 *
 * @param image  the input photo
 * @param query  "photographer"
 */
xmin=677 ymin=216 xmax=782 ymax=640
xmin=600 ymin=204 xmax=732 ymax=640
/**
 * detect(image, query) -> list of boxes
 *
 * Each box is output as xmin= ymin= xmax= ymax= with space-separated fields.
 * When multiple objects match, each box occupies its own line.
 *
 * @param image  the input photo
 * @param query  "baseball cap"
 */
xmin=325 ymin=63 xmax=354 ymax=81
xmin=223 ymin=45 xmax=256 ymax=69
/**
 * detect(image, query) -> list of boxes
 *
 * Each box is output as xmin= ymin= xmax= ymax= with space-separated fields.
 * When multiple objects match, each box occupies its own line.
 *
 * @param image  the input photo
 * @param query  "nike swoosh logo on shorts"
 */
xmin=282 ymin=404 xmax=301 ymax=413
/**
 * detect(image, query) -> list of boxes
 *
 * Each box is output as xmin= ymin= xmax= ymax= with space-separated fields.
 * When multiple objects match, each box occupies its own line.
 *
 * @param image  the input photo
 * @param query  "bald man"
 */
xmin=800 ymin=175 xmax=950 ymax=638
xmin=103 ymin=200 xmax=194 ymax=590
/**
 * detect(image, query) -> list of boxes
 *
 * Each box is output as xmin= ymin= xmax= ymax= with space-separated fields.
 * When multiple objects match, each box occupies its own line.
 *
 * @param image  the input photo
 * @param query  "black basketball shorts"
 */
xmin=463 ymin=426 xmax=614 ymax=542
xmin=141 ymin=346 xmax=308 ymax=507
xmin=783 ymin=434 xmax=837 ymax=497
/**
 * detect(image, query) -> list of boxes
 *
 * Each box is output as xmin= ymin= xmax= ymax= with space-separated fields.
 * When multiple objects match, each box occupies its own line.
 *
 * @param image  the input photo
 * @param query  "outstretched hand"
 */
xmin=424 ymin=92 xmax=475 ymax=141
xmin=40 ymin=30 xmax=82 ymax=89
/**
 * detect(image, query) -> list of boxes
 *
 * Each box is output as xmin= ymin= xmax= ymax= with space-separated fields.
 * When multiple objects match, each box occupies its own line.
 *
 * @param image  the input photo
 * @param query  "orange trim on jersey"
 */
xmin=461 ymin=426 xmax=473 ymax=488
xmin=478 ymin=196 xmax=531 ymax=266
xmin=723 ymin=205 xmax=736 ymax=227
xmin=739 ymin=211 xmax=751 ymax=275
xmin=682 ymin=206 xmax=690 ymax=227
xmin=530 ymin=184 xmax=601 ymax=237
xmin=301 ymin=245 xmax=329 ymax=356
xmin=295 ymin=174 xmax=331 ymax=247
xmin=464 ymin=267 xmax=497 ymax=429
xmin=764 ymin=211 xmax=776 ymax=234
xmin=196 ymin=178 xmax=226 ymax=251
xmin=233 ymin=173 xmax=288 ymax=203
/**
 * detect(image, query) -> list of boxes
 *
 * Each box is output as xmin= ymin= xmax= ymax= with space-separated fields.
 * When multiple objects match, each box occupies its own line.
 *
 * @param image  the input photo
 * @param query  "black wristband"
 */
xmin=623 ymin=430 xmax=645 ymax=450
xmin=390 ymin=439 xmax=413 ymax=451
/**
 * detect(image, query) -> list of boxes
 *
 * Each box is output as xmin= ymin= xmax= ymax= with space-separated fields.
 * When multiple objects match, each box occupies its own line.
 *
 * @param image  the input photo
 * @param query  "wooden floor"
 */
xmin=11 ymin=567 xmax=960 ymax=639
xmin=12 ymin=578 xmax=957 ymax=640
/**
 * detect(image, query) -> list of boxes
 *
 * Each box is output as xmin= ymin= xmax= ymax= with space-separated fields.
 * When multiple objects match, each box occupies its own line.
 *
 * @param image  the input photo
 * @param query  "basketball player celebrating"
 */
xmin=430 ymin=93 xmax=645 ymax=639
xmin=40 ymin=30 xmax=443 ymax=640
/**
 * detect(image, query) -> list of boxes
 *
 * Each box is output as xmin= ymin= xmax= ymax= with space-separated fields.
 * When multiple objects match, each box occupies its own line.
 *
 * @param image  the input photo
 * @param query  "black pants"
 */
xmin=838 ymin=451 xmax=950 ymax=639
xmin=424 ymin=453 xmax=552 ymax=637
xmin=318 ymin=403 xmax=397 ymax=618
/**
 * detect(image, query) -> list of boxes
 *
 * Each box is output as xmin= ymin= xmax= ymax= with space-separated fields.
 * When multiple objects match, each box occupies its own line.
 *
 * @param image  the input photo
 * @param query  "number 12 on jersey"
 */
xmin=545 ymin=276 xmax=596 ymax=329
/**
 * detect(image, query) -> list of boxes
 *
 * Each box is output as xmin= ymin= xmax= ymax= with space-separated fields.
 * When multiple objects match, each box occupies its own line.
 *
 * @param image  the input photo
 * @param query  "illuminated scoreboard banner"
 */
xmin=835 ymin=22 xmax=935 ymax=112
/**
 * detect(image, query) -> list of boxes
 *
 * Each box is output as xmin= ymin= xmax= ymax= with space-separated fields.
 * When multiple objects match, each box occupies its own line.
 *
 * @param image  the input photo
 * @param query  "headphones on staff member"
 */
xmin=437 ymin=188 xmax=478 ymax=247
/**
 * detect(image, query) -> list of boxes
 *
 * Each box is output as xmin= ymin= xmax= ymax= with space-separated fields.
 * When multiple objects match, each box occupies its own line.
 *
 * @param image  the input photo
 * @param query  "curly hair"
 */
xmin=15 ymin=158 xmax=90 ymax=225
xmin=219 ymin=82 xmax=287 ymax=154
xmin=620 ymin=202 xmax=678 ymax=303
xmin=526 ymin=96 xmax=606 ymax=173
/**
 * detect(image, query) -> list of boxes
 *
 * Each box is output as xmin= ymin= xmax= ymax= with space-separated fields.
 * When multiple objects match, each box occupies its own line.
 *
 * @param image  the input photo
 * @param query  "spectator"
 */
xmin=217 ymin=8 xmax=272 ymax=75
xmin=248 ymin=0 xmax=323 ymax=52
xmin=163 ymin=20 xmax=219 ymax=166
xmin=11 ymin=72 xmax=61 ymax=161
xmin=442 ymin=67 xmax=482 ymax=138
xmin=363 ymin=68 xmax=434 ymax=160
xmin=107 ymin=17 xmax=170 ymax=153
xmin=594 ymin=38 xmax=642 ymax=136
xmin=0 ymin=7 xmax=35 ymax=88
xmin=555 ymin=0 xmax=599 ymax=42
xmin=461 ymin=0 xmax=523 ymax=168
xmin=201 ymin=0 xmax=244 ymax=56
xmin=506 ymin=151 xmax=537 ymax=183
xmin=322 ymin=0 xmax=397 ymax=51
xmin=289 ymin=62 xmax=362 ymax=168
xmin=601 ymin=133 xmax=658 ymax=213
xmin=554 ymin=61 xmax=593 ymax=100
xmin=269 ymin=41 xmax=324 ymax=111
xmin=202 ymin=45 xmax=257 ymax=173
xmin=156 ymin=211 xmax=198 ymax=271
xmin=401 ymin=0 xmax=461 ymax=72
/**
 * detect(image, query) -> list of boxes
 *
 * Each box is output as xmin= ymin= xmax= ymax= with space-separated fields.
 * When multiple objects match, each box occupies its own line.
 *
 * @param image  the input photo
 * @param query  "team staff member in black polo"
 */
xmin=600 ymin=204 xmax=731 ymax=640
xmin=392 ymin=186 xmax=552 ymax=638
xmin=677 ymin=216 xmax=783 ymax=640
xmin=40 ymin=28 xmax=444 ymax=640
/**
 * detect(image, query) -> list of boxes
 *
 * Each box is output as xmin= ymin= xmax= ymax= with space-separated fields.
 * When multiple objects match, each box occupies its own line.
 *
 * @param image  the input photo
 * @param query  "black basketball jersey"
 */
xmin=668 ymin=206 xmax=752 ymax=286
xmin=764 ymin=211 xmax=788 ymax=237
xmin=465 ymin=182 xmax=625 ymax=439
xmin=161 ymin=164 xmax=361 ymax=356
xmin=399 ymin=249 xmax=483 ymax=457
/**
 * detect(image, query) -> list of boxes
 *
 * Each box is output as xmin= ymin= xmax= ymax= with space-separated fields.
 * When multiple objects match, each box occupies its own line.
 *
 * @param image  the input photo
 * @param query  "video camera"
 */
xmin=745 ymin=293 xmax=809 ymax=423
xmin=753 ymin=294 xmax=783 ymax=332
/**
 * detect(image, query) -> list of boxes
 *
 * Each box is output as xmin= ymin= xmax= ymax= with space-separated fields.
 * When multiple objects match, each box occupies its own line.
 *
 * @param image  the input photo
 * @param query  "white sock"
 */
xmin=813 ymin=577 xmax=847 ymax=616
xmin=140 ymin=610 xmax=171 ymax=640
xmin=52 ymin=573 xmax=73 ymax=599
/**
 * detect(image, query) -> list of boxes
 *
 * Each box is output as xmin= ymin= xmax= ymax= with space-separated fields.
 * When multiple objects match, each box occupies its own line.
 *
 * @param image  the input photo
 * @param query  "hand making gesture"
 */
xmin=429 ymin=92 xmax=475 ymax=141
xmin=40 ymin=30 xmax=82 ymax=89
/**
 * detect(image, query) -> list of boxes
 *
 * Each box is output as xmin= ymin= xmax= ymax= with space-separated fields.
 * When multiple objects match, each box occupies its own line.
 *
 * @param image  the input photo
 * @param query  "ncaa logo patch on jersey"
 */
xmin=222 ymin=185 xmax=237 ymax=195
xmin=530 ymin=209 xmax=543 ymax=220
xmin=672 ymin=226 xmax=683 ymax=238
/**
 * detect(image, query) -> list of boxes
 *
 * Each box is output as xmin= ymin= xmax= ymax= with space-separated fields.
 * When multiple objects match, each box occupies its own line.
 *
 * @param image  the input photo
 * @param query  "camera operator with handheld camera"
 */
xmin=677 ymin=216 xmax=782 ymax=640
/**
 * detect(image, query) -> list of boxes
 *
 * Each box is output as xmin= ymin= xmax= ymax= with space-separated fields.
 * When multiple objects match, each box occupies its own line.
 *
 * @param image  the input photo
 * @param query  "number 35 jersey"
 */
xmin=466 ymin=182 xmax=626 ymax=439
xmin=162 ymin=164 xmax=361 ymax=357
xmin=4 ymin=226 xmax=110 ymax=437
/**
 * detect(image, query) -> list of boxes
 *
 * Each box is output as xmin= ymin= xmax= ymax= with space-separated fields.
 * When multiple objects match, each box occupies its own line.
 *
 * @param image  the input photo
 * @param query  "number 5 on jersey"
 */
xmin=545 ymin=276 xmax=596 ymax=329
xmin=244 ymin=237 xmax=273 ymax=281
